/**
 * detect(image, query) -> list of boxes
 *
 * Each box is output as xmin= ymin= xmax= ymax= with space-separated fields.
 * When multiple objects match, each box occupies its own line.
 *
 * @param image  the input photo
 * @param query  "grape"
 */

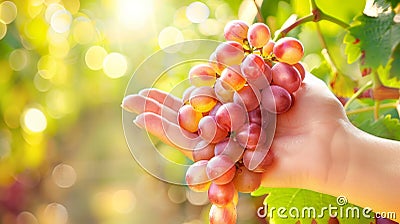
xmin=178 ymin=104 xmax=203 ymax=132
xmin=215 ymin=102 xmax=247 ymax=132
xmin=206 ymin=155 xmax=236 ymax=185
xmin=246 ymin=63 xmax=272 ymax=90
xmin=262 ymin=40 xmax=275 ymax=56
xmin=189 ymin=86 xmax=218 ymax=113
xmin=209 ymin=51 xmax=225 ymax=74
xmin=273 ymin=37 xmax=304 ymax=65
xmin=243 ymin=147 xmax=273 ymax=172
xmin=220 ymin=65 xmax=247 ymax=91
xmin=208 ymin=182 xmax=236 ymax=206
xmin=224 ymin=20 xmax=249 ymax=43
xmin=261 ymin=85 xmax=292 ymax=114
xmin=233 ymin=165 xmax=262 ymax=193
xmin=209 ymin=101 xmax=222 ymax=117
xmin=215 ymin=41 xmax=245 ymax=67
xmin=198 ymin=116 xmax=229 ymax=144
xmin=189 ymin=64 xmax=217 ymax=87
xmin=247 ymin=23 xmax=271 ymax=48
xmin=186 ymin=160 xmax=211 ymax=192
xmin=182 ymin=86 xmax=196 ymax=104
xmin=271 ymin=62 xmax=301 ymax=93
xmin=193 ymin=140 xmax=215 ymax=161
xmin=235 ymin=123 xmax=266 ymax=150
xmin=209 ymin=203 xmax=237 ymax=224
xmin=248 ymin=107 xmax=261 ymax=125
xmin=293 ymin=62 xmax=306 ymax=81
xmin=214 ymin=78 xmax=235 ymax=103
xmin=214 ymin=138 xmax=245 ymax=162
xmin=233 ymin=84 xmax=261 ymax=112
xmin=241 ymin=54 xmax=265 ymax=80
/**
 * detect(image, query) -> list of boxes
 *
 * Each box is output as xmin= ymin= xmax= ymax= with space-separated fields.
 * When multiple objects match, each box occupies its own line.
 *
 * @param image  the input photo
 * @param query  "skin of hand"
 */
xmin=122 ymin=73 xmax=400 ymax=222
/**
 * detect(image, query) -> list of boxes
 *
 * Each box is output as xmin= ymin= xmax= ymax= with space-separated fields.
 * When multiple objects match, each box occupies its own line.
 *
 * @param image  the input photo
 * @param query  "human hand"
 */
xmin=122 ymin=73 xmax=349 ymax=192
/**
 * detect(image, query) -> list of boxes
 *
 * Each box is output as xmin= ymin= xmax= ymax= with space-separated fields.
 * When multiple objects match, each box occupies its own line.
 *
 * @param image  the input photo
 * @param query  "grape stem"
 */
xmin=344 ymin=81 xmax=373 ymax=111
xmin=346 ymin=102 xmax=397 ymax=116
xmin=253 ymin=0 xmax=264 ymax=23
xmin=274 ymin=1 xmax=350 ymax=40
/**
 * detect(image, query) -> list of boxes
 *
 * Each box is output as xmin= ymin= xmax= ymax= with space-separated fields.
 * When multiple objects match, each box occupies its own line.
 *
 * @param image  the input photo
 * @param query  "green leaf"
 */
xmin=345 ymin=0 xmax=400 ymax=80
xmin=310 ymin=61 xmax=332 ymax=83
xmin=251 ymin=187 xmax=375 ymax=224
xmin=355 ymin=114 xmax=400 ymax=140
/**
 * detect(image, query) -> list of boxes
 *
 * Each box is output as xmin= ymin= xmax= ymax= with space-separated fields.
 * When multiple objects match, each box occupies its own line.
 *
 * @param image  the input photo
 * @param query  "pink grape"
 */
xmin=247 ymin=23 xmax=271 ymax=48
xmin=214 ymin=78 xmax=235 ymax=103
xmin=215 ymin=102 xmax=247 ymax=132
xmin=241 ymin=54 xmax=265 ymax=80
xmin=233 ymin=84 xmax=261 ymax=112
xmin=182 ymin=86 xmax=196 ymax=104
xmin=273 ymin=37 xmax=304 ymax=65
xmin=243 ymin=147 xmax=273 ymax=172
xmin=208 ymin=182 xmax=236 ymax=206
xmin=293 ymin=62 xmax=306 ymax=81
xmin=271 ymin=62 xmax=302 ymax=93
xmin=178 ymin=104 xmax=203 ymax=133
xmin=193 ymin=140 xmax=215 ymax=161
xmin=224 ymin=20 xmax=249 ymax=43
xmin=215 ymin=41 xmax=245 ymax=67
xmin=233 ymin=165 xmax=262 ymax=193
xmin=189 ymin=64 xmax=217 ymax=87
xmin=189 ymin=86 xmax=218 ymax=113
xmin=209 ymin=202 xmax=237 ymax=224
xmin=235 ymin=123 xmax=266 ymax=150
xmin=206 ymin=155 xmax=236 ymax=185
xmin=186 ymin=160 xmax=211 ymax=192
xmin=220 ymin=65 xmax=247 ymax=91
xmin=261 ymin=85 xmax=292 ymax=114
xmin=214 ymin=138 xmax=245 ymax=162
xmin=209 ymin=51 xmax=225 ymax=74
xmin=246 ymin=64 xmax=272 ymax=89
xmin=198 ymin=116 xmax=229 ymax=144
xmin=209 ymin=101 xmax=222 ymax=117
xmin=262 ymin=40 xmax=275 ymax=56
xmin=248 ymin=107 xmax=261 ymax=125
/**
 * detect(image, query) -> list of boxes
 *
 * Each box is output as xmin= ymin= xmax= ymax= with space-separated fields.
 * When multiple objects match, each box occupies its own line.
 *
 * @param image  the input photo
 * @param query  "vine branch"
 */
xmin=344 ymin=81 xmax=373 ymax=110
xmin=253 ymin=0 xmax=264 ymax=23
xmin=346 ymin=102 xmax=397 ymax=116
xmin=274 ymin=0 xmax=350 ymax=40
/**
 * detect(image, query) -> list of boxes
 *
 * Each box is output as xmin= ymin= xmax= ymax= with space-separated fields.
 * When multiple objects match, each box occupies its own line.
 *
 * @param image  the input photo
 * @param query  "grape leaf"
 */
xmin=252 ymin=187 xmax=375 ymax=224
xmin=344 ymin=0 xmax=400 ymax=83
xmin=354 ymin=114 xmax=400 ymax=141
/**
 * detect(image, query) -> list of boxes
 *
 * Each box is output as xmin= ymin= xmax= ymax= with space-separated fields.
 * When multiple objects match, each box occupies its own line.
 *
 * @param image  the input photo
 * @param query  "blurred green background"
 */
xmin=0 ymin=0 xmax=364 ymax=223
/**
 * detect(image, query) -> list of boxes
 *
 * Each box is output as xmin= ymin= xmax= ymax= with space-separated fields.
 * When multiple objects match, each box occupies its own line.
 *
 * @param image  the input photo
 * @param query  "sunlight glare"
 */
xmin=117 ymin=0 xmax=154 ymax=29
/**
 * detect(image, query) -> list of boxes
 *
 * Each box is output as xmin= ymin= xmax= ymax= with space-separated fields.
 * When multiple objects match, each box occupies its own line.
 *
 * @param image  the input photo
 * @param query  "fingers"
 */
xmin=134 ymin=112 xmax=201 ymax=160
xmin=122 ymin=94 xmax=178 ymax=123
xmin=139 ymin=88 xmax=183 ymax=111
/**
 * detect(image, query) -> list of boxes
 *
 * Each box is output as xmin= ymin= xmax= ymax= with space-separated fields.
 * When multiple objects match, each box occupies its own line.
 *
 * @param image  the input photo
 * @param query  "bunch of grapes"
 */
xmin=180 ymin=20 xmax=306 ymax=223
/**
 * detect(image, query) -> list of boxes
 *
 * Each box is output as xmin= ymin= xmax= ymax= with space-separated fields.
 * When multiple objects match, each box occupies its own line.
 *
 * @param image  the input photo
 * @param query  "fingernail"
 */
xmin=133 ymin=116 xmax=144 ymax=128
xmin=121 ymin=96 xmax=135 ymax=113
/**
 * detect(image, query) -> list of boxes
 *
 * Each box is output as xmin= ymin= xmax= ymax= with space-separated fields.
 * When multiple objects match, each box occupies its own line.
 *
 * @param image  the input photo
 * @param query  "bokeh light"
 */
xmin=158 ymin=26 xmax=184 ymax=53
xmin=186 ymin=1 xmax=210 ymax=23
xmin=112 ymin=190 xmax=136 ymax=214
xmin=103 ymin=52 xmax=128 ymax=79
xmin=72 ymin=16 xmax=96 ymax=44
xmin=0 ymin=1 xmax=17 ymax=24
xmin=50 ymin=9 xmax=72 ymax=33
xmin=9 ymin=49 xmax=29 ymax=71
xmin=52 ymin=164 xmax=77 ymax=188
xmin=43 ymin=203 xmax=68 ymax=224
xmin=0 ymin=22 xmax=6 ymax=40
xmin=16 ymin=211 xmax=39 ymax=224
xmin=85 ymin=46 xmax=108 ymax=70
xmin=22 ymin=108 xmax=47 ymax=133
